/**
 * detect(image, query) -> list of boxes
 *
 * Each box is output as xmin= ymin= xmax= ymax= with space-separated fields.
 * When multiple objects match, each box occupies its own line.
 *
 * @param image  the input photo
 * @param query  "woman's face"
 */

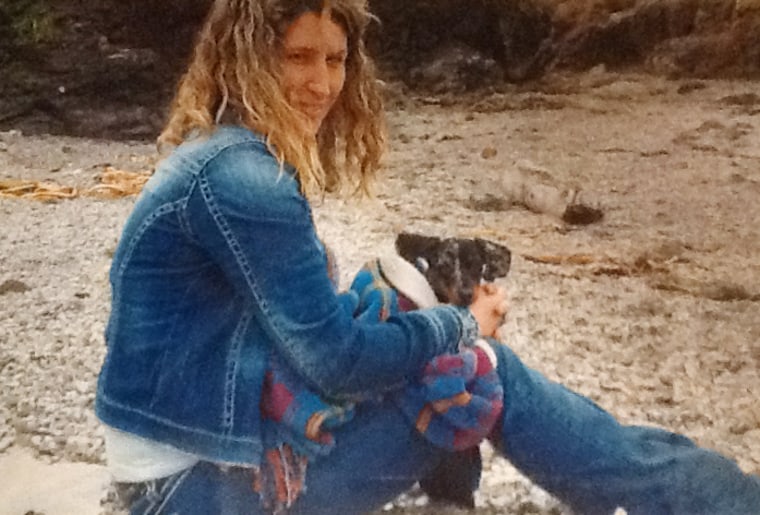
xmin=279 ymin=10 xmax=348 ymax=135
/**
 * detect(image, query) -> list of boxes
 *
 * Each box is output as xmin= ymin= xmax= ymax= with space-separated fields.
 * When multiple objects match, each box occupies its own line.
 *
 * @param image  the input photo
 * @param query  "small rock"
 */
xmin=0 ymin=279 xmax=31 ymax=295
xmin=74 ymin=380 xmax=91 ymax=395
xmin=1 ymin=129 xmax=22 ymax=139
xmin=481 ymin=146 xmax=498 ymax=159
xmin=0 ymin=436 xmax=13 ymax=452
xmin=16 ymin=401 xmax=34 ymax=418
xmin=4 ymin=393 xmax=19 ymax=408
xmin=562 ymin=203 xmax=604 ymax=225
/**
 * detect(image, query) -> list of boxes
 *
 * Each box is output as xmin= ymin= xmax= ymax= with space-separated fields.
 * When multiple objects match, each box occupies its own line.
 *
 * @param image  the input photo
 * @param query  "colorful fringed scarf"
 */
xmin=254 ymin=355 xmax=355 ymax=513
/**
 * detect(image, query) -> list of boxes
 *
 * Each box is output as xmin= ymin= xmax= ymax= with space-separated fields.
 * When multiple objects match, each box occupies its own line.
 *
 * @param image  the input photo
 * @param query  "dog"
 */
xmin=393 ymin=232 xmax=511 ymax=508
xmin=395 ymin=232 xmax=512 ymax=306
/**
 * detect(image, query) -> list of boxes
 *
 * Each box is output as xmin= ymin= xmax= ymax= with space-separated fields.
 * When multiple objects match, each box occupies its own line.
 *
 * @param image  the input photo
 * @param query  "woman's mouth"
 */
xmin=299 ymin=103 xmax=328 ymax=119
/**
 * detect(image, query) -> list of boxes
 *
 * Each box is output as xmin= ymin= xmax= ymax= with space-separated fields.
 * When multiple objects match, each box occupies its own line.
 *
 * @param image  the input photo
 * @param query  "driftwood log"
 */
xmin=502 ymin=160 xmax=604 ymax=225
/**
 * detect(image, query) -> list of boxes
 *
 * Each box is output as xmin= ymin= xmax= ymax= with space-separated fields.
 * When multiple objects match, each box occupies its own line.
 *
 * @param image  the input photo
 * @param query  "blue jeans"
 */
xmin=122 ymin=343 xmax=760 ymax=514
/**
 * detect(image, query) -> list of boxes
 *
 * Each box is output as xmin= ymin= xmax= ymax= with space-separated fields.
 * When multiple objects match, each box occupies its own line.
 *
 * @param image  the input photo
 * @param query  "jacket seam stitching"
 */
xmin=222 ymin=310 xmax=251 ymax=434
xmin=98 ymin=393 xmax=260 ymax=444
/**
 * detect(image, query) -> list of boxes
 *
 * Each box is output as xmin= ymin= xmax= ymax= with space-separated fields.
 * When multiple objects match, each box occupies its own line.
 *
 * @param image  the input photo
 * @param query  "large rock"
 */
xmin=3 ymin=0 xmax=760 ymax=140
xmin=369 ymin=0 xmax=760 ymax=86
xmin=368 ymin=0 xmax=554 ymax=86
xmin=548 ymin=0 xmax=760 ymax=77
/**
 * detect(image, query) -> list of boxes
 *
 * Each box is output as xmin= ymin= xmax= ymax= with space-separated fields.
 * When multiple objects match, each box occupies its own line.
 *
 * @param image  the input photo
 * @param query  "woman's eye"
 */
xmin=286 ymin=52 xmax=309 ymax=64
xmin=327 ymin=54 xmax=347 ymax=67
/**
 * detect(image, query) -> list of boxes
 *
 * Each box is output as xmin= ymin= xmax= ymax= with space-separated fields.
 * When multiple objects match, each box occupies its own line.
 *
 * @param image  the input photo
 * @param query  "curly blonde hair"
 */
xmin=158 ymin=0 xmax=386 ymax=197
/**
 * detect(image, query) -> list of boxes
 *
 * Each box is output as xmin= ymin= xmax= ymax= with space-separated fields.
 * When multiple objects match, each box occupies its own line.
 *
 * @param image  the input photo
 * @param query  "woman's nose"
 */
xmin=306 ymin=60 xmax=331 ymax=96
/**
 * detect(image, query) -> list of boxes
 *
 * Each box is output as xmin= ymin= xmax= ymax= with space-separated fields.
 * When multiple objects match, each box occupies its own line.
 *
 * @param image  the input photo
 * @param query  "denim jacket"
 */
xmin=95 ymin=125 xmax=475 ymax=466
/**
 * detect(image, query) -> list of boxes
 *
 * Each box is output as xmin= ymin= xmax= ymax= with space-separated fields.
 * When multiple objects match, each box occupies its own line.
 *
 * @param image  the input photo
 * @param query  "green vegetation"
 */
xmin=0 ymin=0 xmax=56 ymax=45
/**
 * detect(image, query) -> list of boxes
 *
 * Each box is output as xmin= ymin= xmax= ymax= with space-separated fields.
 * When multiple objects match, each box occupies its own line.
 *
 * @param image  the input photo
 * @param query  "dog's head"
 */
xmin=394 ymin=232 xmax=511 ymax=306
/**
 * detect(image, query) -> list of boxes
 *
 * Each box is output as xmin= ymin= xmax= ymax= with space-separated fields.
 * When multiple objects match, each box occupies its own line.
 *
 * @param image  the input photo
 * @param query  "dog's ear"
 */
xmin=395 ymin=232 xmax=444 ymax=266
xmin=475 ymin=238 xmax=511 ymax=281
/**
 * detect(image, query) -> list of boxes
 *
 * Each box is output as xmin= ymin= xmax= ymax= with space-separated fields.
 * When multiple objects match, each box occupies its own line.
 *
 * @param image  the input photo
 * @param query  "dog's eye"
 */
xmin=415 ymin=257 xmax=430 ymax=273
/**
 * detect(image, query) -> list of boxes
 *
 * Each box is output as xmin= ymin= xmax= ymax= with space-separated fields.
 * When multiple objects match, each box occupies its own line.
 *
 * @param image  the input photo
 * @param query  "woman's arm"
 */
xmin=186 ymin=140 xmax=476 ymax=399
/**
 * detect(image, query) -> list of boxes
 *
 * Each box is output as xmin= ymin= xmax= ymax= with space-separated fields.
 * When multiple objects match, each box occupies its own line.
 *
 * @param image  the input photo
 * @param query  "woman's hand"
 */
xmin=469 ymin=283 xmax=508 ymax=338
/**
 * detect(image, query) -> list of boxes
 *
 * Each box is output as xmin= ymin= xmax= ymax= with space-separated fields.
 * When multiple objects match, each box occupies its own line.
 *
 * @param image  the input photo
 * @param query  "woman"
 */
xmin=96 ymin=1 xmax=760 ymax=514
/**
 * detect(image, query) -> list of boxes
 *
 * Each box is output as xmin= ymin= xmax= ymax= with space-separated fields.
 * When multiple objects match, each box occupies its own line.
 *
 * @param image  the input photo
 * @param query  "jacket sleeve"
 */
xmin=186 ymin=141 xmax=476 ymax=400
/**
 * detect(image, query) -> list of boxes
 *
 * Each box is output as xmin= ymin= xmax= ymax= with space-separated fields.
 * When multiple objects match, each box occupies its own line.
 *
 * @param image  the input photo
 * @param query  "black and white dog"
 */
xmin=393 ymin=232 xmax=512 ymax=508
xmin=395 ymin=232 xmax=512 ymax=306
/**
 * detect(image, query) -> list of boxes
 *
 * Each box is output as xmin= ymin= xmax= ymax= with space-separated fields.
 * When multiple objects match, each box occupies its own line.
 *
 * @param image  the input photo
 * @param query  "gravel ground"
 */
xmin=1 ymin=71 xmax=759 ymax=514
